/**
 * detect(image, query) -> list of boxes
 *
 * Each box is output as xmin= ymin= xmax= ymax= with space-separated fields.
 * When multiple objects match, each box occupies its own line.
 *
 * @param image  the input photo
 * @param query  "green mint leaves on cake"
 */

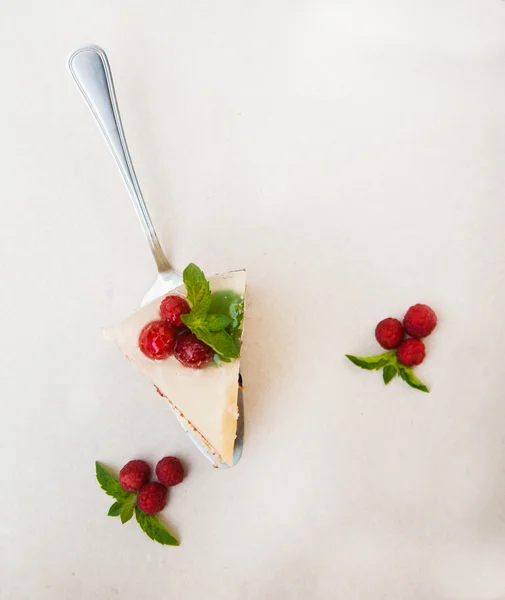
xmin=137 ymin=263 xmax=244 ymax=369
xmin=96 ymin=461 xmax=179 ymax=546
xmin=183 ymin=262 xmax=213 ymax=315
xmin=181 ymin=263 xmax=243 ymax=361
xmin=346 ymin=304 xmax=438 ymax=393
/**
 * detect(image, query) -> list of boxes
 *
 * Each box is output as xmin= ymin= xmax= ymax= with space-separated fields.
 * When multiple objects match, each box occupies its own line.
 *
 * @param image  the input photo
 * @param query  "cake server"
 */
xmin=68 ymin=45 xmax=243 ymax=468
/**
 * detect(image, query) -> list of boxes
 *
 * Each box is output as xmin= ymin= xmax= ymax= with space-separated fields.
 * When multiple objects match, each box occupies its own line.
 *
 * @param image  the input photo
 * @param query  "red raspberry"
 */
xmin=160 ymin=295 xmax=190 ymax=329
xmin=119 ymin=460 xmax=150 ymax=492
xmin=403 ymin=304 xmax=437 ymax=338
xmin=375 ymin=318 xmax=404 ymax=349
xmin=397 ymin=339 xmax=426 ymax=366
xmin=174 ymin=331 xmax=213 ymax=368
xmin=138 ymin=320 xmax=176 ymax=360
xmin=137 ymin=482 xmax=168 ymax=514
xmin=156 ymin=457 xmax=184 ymax=487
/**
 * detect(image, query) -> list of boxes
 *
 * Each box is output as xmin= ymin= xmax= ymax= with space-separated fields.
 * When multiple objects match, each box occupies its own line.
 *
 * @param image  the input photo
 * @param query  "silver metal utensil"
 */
xmin=68 ymin=45 xmax=243 ymax=468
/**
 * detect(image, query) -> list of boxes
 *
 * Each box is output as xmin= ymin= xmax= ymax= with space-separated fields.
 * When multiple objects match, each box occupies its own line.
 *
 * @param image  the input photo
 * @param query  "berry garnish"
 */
xmin=375 ymin=318 xmax=404 ymax=349
xmin=119 ymin=460 xmax=150 ymax=492
xmin=403 ymin=304 xmax=437 ymax=339
xmin=137 ymin=482 xmax=168 ymax=515
xmin=156 ymin=457 xmax=184 ymax=487
xmin=346 ymin=303 xmax=437 ymax=393
xmin=160 ymin=295 xmax=190 ymax=329
xmin=95 ymin=461 xmax=180 ymax=546
xmin=397 ymin=339 xmax=425 ymax=366
xmin=138 ymin=321 xmax=176 ymax=360
xmin=174 ymin=331 xmax=213 ymax=369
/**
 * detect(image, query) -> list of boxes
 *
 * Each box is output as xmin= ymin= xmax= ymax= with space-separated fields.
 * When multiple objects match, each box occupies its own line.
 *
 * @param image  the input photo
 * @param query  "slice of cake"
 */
xmin=104 ymin=265 xmax=246 ymax=467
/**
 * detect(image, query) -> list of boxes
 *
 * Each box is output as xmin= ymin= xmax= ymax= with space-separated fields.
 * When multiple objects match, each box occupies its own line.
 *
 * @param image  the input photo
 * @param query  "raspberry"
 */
xmin=138 ymin=321 xmax=176 ymax=360
xmin=160 ymin=295 xmax=190 ymax=330
xmin=174 ymin=331 xmax=213 ymax=369
xmin=403 ymin=304 xmax=437 ymax=339
xmin=375 ymin=318 xmax=404 ymax=349
xmin=119 ymin=460 xmax=150 ymax=492
xmin=397 ymin=339 xmax=426 ymax=366
xmin=156 ymin=457 xmax=184 ymax=487
xmin=137 ymin=482 xmax=168 ymax=514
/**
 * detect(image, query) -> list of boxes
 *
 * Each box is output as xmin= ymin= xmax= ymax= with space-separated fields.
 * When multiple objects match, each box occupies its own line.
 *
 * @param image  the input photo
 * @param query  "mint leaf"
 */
xmin=183 ymin=263 xmax=211 ymax=313
xmin=382 ymin=365 xmax=396 ymax=385
xmin=196 ymin=328 xmax=239 ymax=359
xmin=108 ymin=501 xmax=123 ymax=517
xmin=183 ymin=314 xmax=239 ymax=358
xmin=207 ymin=314 xmax=232 ymax=332
xmin=184 ymin=312 xmax=232 ymax=333
xmin=397 ymin=364 xmax=429 ymax=393
xmin=120 ymin=494 xmax=136 ymax=524
xmin=181 ymin=264 xmax=242 ymax=361
xmin=181 ymin=311 xmax=207 ymax=331
xmin=135 ymin=507 xmax=179 ymax=546
xmin=96 ymin=462 xmax=128 ymax=500
xmin=346 ymin=352 xmax=394 ymax=370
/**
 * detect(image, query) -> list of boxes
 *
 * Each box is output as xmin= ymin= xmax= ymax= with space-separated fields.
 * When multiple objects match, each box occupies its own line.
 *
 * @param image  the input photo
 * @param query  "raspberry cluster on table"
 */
xmin=138 ymin=295 xmax=213 ymax=369
xmin=346 ymin=303 xmax=438 ymax=393
xmin=120 ymin=456 xmax=185 ymax=515
xmin=375 ymin=304 xmax=437 ymax=366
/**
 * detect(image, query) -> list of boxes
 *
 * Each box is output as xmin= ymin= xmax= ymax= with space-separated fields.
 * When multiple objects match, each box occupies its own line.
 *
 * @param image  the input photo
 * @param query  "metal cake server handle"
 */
xmin=68 ymin=45 xmax=182 ymax=299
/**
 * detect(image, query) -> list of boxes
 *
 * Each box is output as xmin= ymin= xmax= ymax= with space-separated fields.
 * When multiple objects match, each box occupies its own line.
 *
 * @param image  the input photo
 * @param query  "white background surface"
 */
xmin=1 ymin=1 xmax=505 ymax=598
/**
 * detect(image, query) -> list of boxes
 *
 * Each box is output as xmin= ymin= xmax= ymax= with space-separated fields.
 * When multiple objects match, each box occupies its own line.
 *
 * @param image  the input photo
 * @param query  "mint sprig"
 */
xmin=346 ymin=352 xmax=395 ymax=370
xmin=107 ymin=501 xmax=123 ymax=517
xmin=207 ymin=314 xmax=232 ymax=332
xmin=396 ymin=363 xmax=429 ymax=393
xmin=346 ymin=352 xmax=429 ymax=393
xmin=183 ymin=263 xmax=212 ymax=315
xmin=382 ymin=364 xmax=397 ymax=385
xmin=119 ymin=493 xmax=137 ymax=524
xmin=96 ymin=461 xmax=179 ymax=546
xmin=181 ymin=263 xmax=241 ymax=360
xmin=192 ymin=327 xmax=239 ymax=359
xmin=107 ymin=495 xmax=136 ymax=523
xmin=96 ymin=462 xmax=129 ymax=500
xmin=135 ymin=507 xmax=179 ymax=546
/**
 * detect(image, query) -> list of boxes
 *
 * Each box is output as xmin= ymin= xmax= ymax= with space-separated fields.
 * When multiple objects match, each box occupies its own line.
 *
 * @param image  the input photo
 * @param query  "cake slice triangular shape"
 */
xmin=104 ymin=269 xmax=246 ymax=467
